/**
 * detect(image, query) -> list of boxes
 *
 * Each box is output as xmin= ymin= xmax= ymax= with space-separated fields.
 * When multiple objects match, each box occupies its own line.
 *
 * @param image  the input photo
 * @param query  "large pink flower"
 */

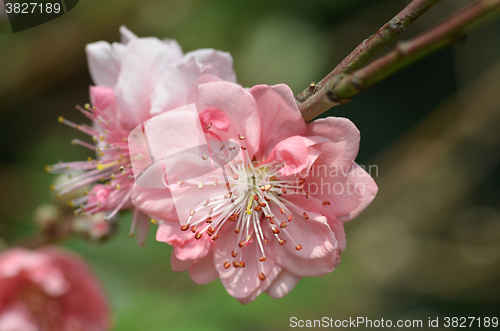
xmin=47 ymin=26 xmax=236 ymax=244
xmin=131 ymin=81 xmax=378 ymax=303
xmin=0 ymin=247 xmax=110 ymax=331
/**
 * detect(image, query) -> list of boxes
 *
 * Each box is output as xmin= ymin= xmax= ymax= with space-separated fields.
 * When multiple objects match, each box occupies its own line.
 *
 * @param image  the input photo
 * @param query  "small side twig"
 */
xmin=296 ymin=0 xmax=443 ymax=103
xmin=300 ymin=0 xmax=500 ymax=122
xmin=14 ymin=217 xmax=75 ymax=249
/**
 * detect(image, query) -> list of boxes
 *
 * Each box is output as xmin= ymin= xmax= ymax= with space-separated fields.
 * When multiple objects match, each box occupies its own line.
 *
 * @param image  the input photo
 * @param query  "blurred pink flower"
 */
xmin=0 ymin=247 xmax=110 ymax=331
xmin=47 ymin=26 xmax=236 ymax=244
xmin=132 ymin=81 xmax=377 ymax=303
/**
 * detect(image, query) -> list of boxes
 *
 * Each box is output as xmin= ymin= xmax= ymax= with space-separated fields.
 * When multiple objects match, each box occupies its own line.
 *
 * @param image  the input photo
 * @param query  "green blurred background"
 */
xmin=1 ymin=0 xmax=500 ymax=330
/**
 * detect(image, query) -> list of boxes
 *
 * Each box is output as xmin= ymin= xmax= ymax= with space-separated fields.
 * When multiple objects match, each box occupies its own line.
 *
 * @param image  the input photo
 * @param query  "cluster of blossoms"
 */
xmin=46 ymin=26 xmax=236 ymax=245
xmin=43 ymin=27 xmax=377 ymax=304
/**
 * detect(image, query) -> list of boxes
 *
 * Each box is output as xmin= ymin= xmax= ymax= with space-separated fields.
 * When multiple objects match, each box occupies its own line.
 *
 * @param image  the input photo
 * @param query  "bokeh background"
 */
xmin=1 ymin=0 xmax=500 ymax=329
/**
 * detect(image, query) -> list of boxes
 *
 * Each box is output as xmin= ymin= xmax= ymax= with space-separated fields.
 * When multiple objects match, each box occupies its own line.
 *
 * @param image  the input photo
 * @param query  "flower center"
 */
xmin=179 ymin=137 xmax=306 ymax=281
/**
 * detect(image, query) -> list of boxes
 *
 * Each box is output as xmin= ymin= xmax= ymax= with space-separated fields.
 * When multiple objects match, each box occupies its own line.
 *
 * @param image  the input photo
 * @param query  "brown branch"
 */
xmin=300 ymin=0 xmax=500 ymax=122
xmin=13 ymin=217 xmax=75 ymax=249
xmin=296 ymin=0 xmax=443 ymax=104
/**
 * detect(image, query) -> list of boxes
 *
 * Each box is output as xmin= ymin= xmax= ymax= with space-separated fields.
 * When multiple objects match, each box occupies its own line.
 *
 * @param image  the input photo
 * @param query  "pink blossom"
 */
xmin=131 ymin=81 xmax=377 ymax=303
xmin=46 ymin=26 xmax=236 ymax=244
xmin=0 ymin=247 xmax=110 ymax=331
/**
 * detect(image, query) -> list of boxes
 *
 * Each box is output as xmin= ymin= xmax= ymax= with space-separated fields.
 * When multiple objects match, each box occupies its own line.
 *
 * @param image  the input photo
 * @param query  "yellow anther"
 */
xmin=96 ymin=159 xmax=121 ymax=172
xmin=58 ymin=116 xmax=64 ymax=123
xmin=245 ymin=196 xmax=254 ymax=215
xmin=151 ymin=219 xmax=156 ymax=224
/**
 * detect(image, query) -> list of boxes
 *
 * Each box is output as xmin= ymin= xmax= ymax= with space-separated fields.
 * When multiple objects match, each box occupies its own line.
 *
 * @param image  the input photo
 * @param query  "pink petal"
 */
xmin=187 ymin=74 xmax=224 ymax=104
xmin=263 ymin=136 xmax=309 ymax=176
xmin=327 ymin=217 xmax=347 ymax=251
xmin=131 ymin=185 xmax=178 ymax=222
xmin=119 ymin=25 xmax=137 ymax=44
xmin=199 ymin=107 xmax=229 ymax=132
xmin=283 ymin=195 xmax=347 ymax=252
xmin=196 ymin=81 xmax=261 ymax=158
xmin=114 ymin=37 xmax=184 ymax=130
xmin=128 ymin=104 xmax=214 ymax=192
xmin=307 ymin=117 xmax=360 ymax=167
xmin=85 ymin=41 xmax=125 ymax=87
xmin=249 ymin=84 xmax=307 ymax=159
xmin=162 ymin=39 xmax=184 ymax=58
xmin=141 ymin=104 xmax=206 ymax=162
xmin=265 ymin=269 xmax=302 ymax=299
xmin=337 ymin=163 xmax=378 ymax=222
xmin=183 ymin=49 xmax=237 ymax=83
xmin=275 ymin=135 xmax=332 ymax=181
xmin=303 ymin=141 xmax=363 ymax=217
xmin=213 ymin=225 xmax=280 ymax=303
xmin=148 ymin=50 xmax=231 ymax=116
xmin=236 ymin=265 xmax=282 ymax=304
xmin=148 ymin=60 xmax=198 ymax=116
xmin=172 ymin=236 xmax=212 ymax=261
xmin=189 ymin=252 xmax=219 ymax=285
xmin=265 ymin=207 xmax=340 ymax=277
xmin=170 ymin=253 xmax=192 ymax=272
xmin=156 ymin=222 xmax=211 ymax=261
xmin=89 ymin=86 xmax=115 ymax=111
